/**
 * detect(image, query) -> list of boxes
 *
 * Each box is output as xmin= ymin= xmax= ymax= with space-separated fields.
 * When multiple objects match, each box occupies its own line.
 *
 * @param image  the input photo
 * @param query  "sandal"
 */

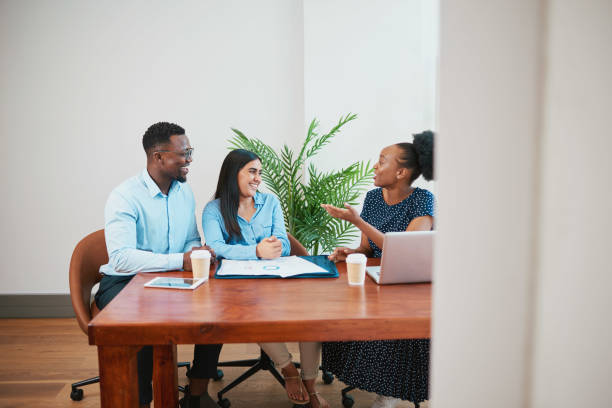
xmin=283 ymin=375 xmax=310 ymax=405
xmin=308 ymin=392 xmax=330 ymax=408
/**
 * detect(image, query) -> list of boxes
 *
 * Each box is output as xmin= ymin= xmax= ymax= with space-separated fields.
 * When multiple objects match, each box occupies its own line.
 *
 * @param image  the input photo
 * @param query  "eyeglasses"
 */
xmin=155 ymin=147 xmax=194 ymax=160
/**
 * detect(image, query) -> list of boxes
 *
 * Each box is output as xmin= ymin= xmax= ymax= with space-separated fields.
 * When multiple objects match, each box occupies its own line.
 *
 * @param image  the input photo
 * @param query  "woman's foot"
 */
xmin=281 ymin=364 xmax=309 ymax=404
xmin=371 ymin=394 xmax=401 ymax=408
xmin=302 ymin=379 xmax=330 ymax=408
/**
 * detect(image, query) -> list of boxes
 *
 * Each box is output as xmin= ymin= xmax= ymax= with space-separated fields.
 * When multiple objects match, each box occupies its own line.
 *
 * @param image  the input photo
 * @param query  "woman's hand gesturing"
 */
xmin=328 ymin=247 xmax=357 ymax=262
xmin=320 ymin=203 xmax=361 ymax=225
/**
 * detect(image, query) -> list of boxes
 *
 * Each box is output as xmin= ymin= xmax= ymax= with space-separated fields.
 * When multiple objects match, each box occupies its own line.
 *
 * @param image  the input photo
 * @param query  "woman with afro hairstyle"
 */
xmin=320 ymin=131 xmax=435 ymax=408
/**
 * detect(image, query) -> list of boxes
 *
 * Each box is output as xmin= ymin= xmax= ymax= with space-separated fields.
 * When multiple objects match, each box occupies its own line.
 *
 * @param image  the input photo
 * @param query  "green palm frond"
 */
xmin=227 ymin=114 xmax=373 ymax=255
xmin=304 ymin=113 xmax=357 ymax=160
xmin=295 ymin=118 xmax=319 ymax=168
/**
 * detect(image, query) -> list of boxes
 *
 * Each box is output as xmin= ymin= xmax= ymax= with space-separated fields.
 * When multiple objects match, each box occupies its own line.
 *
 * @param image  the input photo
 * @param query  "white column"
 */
xmin=530 ymin=0 xmax=612 ymax=406
xmin=432 ymin=1 xmax=543 ymax=407
xmin=434 ymin=0 xmax=612 ymax=406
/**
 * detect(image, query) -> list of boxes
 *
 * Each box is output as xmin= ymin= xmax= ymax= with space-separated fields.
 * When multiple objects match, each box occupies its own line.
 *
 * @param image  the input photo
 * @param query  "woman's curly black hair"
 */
xmin=396 ymin=130 xmax=434 ymax=182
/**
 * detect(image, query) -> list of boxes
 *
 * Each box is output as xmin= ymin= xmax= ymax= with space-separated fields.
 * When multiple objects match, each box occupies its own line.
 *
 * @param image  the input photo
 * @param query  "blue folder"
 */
xmin=214 ymin=255 xmax=338 ymax=279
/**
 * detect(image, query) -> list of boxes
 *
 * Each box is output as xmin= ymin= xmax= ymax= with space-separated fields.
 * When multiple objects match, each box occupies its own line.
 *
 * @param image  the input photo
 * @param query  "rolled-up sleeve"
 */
xmin=105 ymin=192 xmax=184 ymax=273
xmin=202 ymin=201 xmax=258 ymax=260
xmin=271 ymin=196 xmax=290 ymax=256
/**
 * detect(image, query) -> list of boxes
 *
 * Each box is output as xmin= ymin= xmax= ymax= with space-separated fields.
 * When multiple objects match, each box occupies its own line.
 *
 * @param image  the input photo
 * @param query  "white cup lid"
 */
xmin=346 ymin=253 xmax=366 ymax=263
xmin=191 ymin=249 xmax=211 ymax=258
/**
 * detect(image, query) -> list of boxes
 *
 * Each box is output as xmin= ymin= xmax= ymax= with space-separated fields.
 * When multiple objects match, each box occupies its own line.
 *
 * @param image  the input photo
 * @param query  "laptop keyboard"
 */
xmin=366 ymin=266 xmax=381 ymax=283
xmin=368 ymin=266 xmax=381 ymax=276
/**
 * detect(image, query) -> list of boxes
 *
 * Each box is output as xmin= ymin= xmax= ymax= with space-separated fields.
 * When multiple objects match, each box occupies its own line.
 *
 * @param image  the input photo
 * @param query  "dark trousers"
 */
xmin=95 ymin=274 xmax=223 ymax=405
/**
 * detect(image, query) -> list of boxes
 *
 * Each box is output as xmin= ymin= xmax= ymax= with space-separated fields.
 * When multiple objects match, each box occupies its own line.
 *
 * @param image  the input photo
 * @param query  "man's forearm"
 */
xmin=108 ymin=248 xmax=184 ymax=274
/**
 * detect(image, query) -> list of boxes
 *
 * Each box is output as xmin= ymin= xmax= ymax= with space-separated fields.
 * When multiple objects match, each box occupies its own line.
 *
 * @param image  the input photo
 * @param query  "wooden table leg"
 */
xmin=153 ymin=344 xmax=179 ymax=407
xmin=98 ymin=345 xmax=139 ymax=408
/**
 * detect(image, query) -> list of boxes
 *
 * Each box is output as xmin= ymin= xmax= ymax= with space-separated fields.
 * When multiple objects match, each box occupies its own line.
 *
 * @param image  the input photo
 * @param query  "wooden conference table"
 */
xmin=88 ymin=259 xmax=431 ymax=407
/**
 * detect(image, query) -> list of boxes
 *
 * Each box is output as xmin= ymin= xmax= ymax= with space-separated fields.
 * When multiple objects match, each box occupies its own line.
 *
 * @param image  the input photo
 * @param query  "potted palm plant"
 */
xmin=229 ymin=113 xmax=373 ymax=255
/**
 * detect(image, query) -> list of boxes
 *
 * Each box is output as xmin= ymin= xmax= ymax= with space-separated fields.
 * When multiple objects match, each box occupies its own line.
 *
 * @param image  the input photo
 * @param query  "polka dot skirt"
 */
xmin=322 ymin=187 xmax=435 ymax=402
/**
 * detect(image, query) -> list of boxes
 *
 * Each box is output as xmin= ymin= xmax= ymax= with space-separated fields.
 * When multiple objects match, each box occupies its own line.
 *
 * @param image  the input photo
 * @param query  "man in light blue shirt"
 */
xmin=99 ymin=167 xmax=201 ymax=275
xmin=95 ymin=122 xmax=221 ymax=408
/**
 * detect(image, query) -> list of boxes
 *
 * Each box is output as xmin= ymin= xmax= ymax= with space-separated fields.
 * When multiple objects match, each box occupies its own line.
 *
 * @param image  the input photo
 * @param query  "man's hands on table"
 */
xmin=183 ymin=245 xmax=216 ymax=271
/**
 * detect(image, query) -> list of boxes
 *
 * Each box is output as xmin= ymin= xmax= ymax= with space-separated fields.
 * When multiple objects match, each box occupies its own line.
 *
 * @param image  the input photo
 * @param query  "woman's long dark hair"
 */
xmin=214 ymin=149 xmax=261 ymax=240
xmin=396 ymin=130 xmax=435 ymax=183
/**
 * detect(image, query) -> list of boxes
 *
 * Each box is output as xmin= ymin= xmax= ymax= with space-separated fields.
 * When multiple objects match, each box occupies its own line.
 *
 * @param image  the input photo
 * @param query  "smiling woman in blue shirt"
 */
xmin=202 ymin=149 xmax=329 ymax=408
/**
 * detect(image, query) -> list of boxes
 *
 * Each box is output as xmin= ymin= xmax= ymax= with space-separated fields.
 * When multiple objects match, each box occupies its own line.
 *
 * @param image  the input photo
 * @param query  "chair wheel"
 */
xmin=213 ymin=369 xmax=224 ymax=381
xmin=322 ymin=371 xmax=334 ymax=384
xmin=70 ymin=388 xmax=84 ymax=401
xmin=218 ymin=397 xmax=231 ymax=408
xmin=342 ymin=395 xmax=354 ymax=408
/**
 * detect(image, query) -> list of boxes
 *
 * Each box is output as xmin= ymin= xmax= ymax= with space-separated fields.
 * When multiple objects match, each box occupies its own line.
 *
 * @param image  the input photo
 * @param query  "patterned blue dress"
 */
xmin=322 ymin=187 xmax=435 ymax=402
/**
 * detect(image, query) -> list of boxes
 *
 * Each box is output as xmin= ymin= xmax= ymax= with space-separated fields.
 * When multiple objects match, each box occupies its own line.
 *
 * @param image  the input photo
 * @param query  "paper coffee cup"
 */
xmin=191 ymin=250 xmax=211 ymax=280
xmin=346 ymin=253 xmax=366 ymax=285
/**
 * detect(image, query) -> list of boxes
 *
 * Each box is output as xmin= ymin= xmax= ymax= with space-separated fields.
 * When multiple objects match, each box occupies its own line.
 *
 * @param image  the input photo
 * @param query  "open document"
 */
xmin=216 ymin=255 xmax=329 ymax=278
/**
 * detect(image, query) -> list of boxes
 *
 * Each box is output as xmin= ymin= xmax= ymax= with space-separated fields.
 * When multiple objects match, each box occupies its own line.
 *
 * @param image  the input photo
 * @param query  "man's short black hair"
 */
xmin=142 ymin=122 xmax=185 ymax=154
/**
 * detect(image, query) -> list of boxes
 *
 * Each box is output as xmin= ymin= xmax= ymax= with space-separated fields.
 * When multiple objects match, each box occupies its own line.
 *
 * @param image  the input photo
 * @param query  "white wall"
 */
xmin=0 ymin=0 xmax=305 ymax=293
xmin=0 ymin=0 xmax=437 ymax=294
xmin=302 ymin=0 xmax=438 ymax=250
xmin=303 ymin=0 xmax=438 ymax=193
xmin=432 ymin=0 xmax=612 ymax=407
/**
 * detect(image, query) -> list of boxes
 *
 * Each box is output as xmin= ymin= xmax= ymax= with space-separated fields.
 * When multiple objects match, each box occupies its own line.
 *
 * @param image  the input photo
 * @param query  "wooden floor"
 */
xmin=0 ymin=319 xmax=424 ymax=408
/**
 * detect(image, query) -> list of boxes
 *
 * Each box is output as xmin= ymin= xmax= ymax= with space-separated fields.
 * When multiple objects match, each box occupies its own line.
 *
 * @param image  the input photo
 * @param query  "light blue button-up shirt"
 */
xmin=99 ymin=169 xmax=201 ymax=276
xmin=202 ymin=192 xmax=290 ymax=260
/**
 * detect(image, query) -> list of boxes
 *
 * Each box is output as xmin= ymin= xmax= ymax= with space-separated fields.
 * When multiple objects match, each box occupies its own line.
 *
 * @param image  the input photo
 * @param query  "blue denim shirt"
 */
xmin=202 ymin=192 xmax=290 ymax=260
xmin=99 ymin=169 xmax=201 ymax=276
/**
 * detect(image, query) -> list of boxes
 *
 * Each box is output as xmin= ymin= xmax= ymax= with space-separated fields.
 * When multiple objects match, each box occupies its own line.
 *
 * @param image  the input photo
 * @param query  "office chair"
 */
xmin=68 ymin=229 xmax=190 ymax=401
xmin=213 ymin=233 xmax=334 ymax=408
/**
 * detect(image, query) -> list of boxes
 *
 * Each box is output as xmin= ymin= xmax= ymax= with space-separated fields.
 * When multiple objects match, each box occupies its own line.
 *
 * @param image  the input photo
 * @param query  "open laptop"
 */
xmin=366 ymin=231 xmax=435 ymax=284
